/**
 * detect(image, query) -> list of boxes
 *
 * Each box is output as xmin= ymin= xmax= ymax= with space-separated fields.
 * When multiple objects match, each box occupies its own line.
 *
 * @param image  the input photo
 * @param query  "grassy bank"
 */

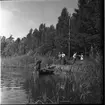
xmin=25 ymin=57 xmax=103 ymax=104
xmin=1 ymin=54 xmax=103 ymax=104
xmin=29 ymin=59 xmax=103 ymax=104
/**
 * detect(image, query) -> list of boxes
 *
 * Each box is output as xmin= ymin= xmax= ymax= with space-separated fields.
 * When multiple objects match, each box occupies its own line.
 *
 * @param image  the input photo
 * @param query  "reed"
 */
xmin=1 ymin=55 xmax=35 ymax=68
xmin=28 ymin=58 xmax=102 ymax=104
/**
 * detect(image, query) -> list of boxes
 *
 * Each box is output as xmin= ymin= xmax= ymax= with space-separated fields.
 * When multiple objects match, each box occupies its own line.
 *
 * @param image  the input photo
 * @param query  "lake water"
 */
xmin=1 ymin=67 xmax=71 ymax=104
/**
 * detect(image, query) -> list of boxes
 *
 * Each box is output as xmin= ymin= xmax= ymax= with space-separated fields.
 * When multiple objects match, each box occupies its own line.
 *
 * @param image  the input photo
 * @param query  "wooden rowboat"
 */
xmin=34 ymin=59 xmax=56 ymax=75
xmin=38 ymin=66 xmax=56 ymax=75
xmin=39 ymin=69 xmax=54 ymax=75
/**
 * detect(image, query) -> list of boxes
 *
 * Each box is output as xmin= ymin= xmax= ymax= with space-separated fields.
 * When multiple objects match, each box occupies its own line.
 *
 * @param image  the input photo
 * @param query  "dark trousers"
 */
xmin=73 ymin=58 xmax=76 ymax=64
xmin=61 ymin=57 xmax=66 ymax=65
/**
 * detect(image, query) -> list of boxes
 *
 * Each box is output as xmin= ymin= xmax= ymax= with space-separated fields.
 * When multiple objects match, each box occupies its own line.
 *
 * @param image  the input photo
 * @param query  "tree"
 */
xmin=1 ymin=36 xmax=7 ymax=56
xmin=71 ymin=0 xmax=101 ymax=55
xmin=39 ymin=23 xmax=46 ymax=45
xmin=25 ymin=28 xmax=33 ymax=52
xmin=14 ymin=38 xmax=21 ymax=54
xmin=1 ymin=35 xmax=15 ymax=56
xmin=56 ymin=7 xmax=70 ymax=54
xmin=6 ymin=35 xmax=14 ymax=44
xmin=18 ymin=37 xmax=27 ymax=55
xmin=45 ymin=25 xmax=56 ymax=46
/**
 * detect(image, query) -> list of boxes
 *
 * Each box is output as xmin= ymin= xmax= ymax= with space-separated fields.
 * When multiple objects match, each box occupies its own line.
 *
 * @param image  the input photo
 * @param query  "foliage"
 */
xmin=56 ymin=7 xmax=70 ymax=55
xmin=1 ymin=0 xmax=101 ymax=60
xmin=72 ymin=0 xmax=101 ymax=54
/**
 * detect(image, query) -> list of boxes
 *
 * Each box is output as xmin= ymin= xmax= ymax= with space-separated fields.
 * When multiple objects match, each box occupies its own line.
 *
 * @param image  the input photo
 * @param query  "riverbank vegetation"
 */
xmin=25 ymin=57 xmax=103 ymax=104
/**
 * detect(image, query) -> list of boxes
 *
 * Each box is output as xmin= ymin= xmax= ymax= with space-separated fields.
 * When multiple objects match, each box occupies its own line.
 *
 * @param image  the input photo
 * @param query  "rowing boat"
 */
xmin=38 ymin=65 xmax=56 ymax=75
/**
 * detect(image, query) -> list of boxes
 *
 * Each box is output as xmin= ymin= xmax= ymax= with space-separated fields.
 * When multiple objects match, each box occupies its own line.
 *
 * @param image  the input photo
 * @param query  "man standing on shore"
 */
xmin=58 ymin=52 xmax=61 ymax=60
xmin=73 ymin=52 xmax=77 ymax=64
xmin=80 ymin=53 xmax=83 ymax=60
xmin=61 ymin=52 xmax=66 ymax=65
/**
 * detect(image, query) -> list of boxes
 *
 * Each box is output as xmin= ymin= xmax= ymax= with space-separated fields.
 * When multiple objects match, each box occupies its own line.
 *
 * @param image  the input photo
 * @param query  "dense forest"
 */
xmin=1 ymin=0 xmax=102 ymax=59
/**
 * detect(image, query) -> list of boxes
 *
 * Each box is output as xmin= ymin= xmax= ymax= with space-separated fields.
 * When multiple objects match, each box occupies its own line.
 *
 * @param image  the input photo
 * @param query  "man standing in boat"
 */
xmin=33 ymin=60 xmax=42 ymax=82
xmin=35 ymin=60 xmax=42 ymax=72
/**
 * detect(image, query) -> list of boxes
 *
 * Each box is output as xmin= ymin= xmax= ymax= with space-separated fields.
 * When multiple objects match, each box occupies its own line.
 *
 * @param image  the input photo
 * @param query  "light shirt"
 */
xmin=62 ymin=53 xmax=65 ymax=58
xmin=80 ymin=55 xmax=83 ymax=60
xmin=73 ymin=53 xmax=76 ymax=58
xmin=58 ymin=53 xmax=62 ymax=58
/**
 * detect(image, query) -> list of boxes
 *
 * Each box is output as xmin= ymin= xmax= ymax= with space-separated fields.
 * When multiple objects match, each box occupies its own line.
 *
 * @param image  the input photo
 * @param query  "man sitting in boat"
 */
xmin=35 ymin=59 xmax=55 ymax=74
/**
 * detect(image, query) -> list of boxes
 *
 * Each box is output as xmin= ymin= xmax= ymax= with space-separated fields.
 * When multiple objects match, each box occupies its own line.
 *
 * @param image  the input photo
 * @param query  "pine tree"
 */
xmin=56 ymin=7 xmax=70 ymax=54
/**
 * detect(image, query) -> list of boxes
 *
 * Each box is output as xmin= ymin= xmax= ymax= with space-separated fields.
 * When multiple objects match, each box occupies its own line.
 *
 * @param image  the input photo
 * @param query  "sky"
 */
xmin=0 ymin=0 xmax=78 ymax=39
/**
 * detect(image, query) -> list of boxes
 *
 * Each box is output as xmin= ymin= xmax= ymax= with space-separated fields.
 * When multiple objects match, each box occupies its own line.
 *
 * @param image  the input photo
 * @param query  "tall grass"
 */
xmin=26 ymin=58 xmax=102 ymax=104
xmin=1 ymin=53 xmax=58 ymax=68
xmin=1 ymin=55 xmax=35 ymax=68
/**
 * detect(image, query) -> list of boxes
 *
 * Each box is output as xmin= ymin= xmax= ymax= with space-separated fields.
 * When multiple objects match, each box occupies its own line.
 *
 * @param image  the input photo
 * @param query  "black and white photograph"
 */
xmin=0 ymin=0 xmax=103 ymax=104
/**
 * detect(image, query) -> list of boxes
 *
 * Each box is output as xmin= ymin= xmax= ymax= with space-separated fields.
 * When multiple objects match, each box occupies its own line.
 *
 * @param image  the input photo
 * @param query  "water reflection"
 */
xmin=1 ymin=67 xmax=74 ymax=104
xmin=1 ymin=67 xmax=32 ymax=104
xmin=23 ymin=71 xmax=74 ymax=104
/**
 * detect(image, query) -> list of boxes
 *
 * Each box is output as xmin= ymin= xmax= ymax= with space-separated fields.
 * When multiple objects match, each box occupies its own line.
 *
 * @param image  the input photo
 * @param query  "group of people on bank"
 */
xmin=34 ymin=52 xmax=84 ymax=73
xmin=58 ymin=52 xmax=84 ymax=64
